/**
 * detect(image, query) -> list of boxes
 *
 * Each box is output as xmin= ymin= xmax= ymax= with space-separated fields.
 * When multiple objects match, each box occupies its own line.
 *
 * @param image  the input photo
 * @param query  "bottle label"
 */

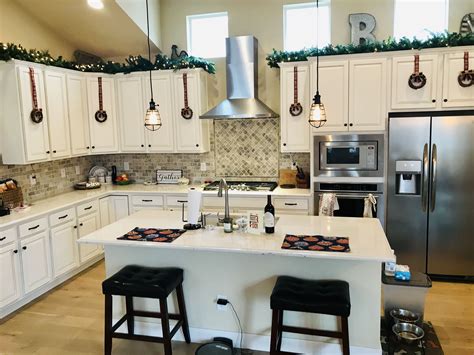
xmin=264 ymin=212 xmax=275 ymax=227
xmin=224 ymin=222 xmax=232 ymax=232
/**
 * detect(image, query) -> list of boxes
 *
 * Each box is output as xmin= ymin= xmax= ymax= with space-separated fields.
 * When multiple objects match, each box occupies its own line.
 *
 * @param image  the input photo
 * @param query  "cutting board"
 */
xmin=279 ymin=169 xmax=297 ymax=186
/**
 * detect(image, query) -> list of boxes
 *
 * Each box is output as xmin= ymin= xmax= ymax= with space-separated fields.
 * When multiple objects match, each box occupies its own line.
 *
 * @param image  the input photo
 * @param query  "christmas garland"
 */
xmin=0 ymin=43 xmax=216 ymax=74
xmin=267 ymin=32 xmax=474 ymax=68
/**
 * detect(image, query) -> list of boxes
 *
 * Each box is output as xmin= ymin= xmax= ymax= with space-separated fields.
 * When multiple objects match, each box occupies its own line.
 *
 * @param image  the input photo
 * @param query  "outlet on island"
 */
xmin=216 ymin=295 xmax=228 ymax=311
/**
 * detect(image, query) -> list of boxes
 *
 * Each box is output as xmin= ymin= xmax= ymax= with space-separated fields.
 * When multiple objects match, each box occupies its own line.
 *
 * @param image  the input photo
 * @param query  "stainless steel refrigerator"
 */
xmin=387 ymin=111 xmax=473 ymax=277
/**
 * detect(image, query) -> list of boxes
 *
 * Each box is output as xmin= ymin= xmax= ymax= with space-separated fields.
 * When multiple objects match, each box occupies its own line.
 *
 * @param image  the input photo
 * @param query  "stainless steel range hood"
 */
xmin=200 ymin=36 xmax=279 ymax=120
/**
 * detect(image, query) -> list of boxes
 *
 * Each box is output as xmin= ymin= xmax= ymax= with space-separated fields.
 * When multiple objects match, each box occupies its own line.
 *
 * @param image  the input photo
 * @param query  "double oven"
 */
xmin=313 ymin=134 xmax=385 ymax=227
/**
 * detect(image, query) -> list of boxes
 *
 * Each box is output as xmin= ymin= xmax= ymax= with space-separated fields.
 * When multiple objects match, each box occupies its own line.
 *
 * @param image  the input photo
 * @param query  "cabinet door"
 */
xmin=0 ymin=243 xmax=22 ymax=308
xmin=391 ymin=54 xmax=439 ymax=109
xmin=280 ymin=64 xmax=310 ymax=152
xmin=20 ymin=232 xmax=52 ymax=294
xmin=44 ymin=70 xmax=71 ymax=159
xmin=349 ymin=58 xmax=387 ymax=131
xmin=67 ymin=74 xmax=90 ymax=156
xmin=99 ymin=197 xmax=111 ymax=227
xmin=87 ymin=76 xmax=118 ymax=153
xmin=173 ymin=71 xmax=205 ymax=152
xmin=117 ymin=76 xmax=146 ymax=152
xmin=312 ymin=60 xmax=349 ymax=133
xmin=144 ymin=73 xmax=175 ymax=152
xmin=77 ymin=212 xmax=102 ymax=264
xmin=442 ymin=52 xmax=474 ymax=108
xmin=50 ymin=221 xmax=79 ymax=278
xmin=16 ymin=65 xmax=50 ymax=162
xmin=110 ymin=196 xmax=130 ymax=222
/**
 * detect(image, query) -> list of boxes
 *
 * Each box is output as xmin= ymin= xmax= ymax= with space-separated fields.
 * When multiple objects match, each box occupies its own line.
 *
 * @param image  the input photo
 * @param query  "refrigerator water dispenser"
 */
xmin=395 ymin=161 xmax=422 ymax=195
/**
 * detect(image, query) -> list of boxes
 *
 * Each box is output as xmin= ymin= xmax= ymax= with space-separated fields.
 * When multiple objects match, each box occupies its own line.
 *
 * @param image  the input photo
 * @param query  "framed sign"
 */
xmin=156 ymin=170 xmax=183 ymax=184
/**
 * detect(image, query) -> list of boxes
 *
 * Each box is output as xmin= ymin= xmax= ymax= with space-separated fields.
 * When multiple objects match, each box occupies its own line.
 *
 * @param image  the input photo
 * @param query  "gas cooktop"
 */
xmin=203 ymin=181 xmax=278 ymax=192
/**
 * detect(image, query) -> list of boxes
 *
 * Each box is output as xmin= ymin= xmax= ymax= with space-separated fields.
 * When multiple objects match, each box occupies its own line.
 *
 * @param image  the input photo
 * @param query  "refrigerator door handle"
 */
xmin=422 ymin=143 xmax=429 ymax=212
xmin=430 ymin=144 xmax=438 ymax=212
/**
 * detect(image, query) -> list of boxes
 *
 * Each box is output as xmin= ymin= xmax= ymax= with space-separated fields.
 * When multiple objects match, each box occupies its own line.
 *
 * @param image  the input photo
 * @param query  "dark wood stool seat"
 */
xmin=102 ymin=265 xmax=191 ymax=355
xmin=270 ymin=276 xmax=351 ymax=355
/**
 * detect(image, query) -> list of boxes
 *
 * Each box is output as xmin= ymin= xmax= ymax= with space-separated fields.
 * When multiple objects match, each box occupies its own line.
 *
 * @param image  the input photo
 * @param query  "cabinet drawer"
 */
xmin=132 ymin=195 xmax=164 ymax=207
xmin=0 ymin=227 xmax=17 ymax=246
xmin=166 ymin=195 xmax=189 ymax=207
xmin=274 ymin=198 xmax=309 ymax=210
xmin=49 ymin=207 xmax=76 ymax=227
xmin=203 ymin=196 xmax=266 ymax=209
xmin=76 ymin=200 xmax=99 ymax=217
xmin=19 ymin=217 xmax=48 ymax=238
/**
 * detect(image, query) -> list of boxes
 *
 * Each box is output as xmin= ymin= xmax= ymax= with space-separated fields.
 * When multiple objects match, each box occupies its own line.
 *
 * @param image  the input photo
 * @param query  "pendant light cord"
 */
xmin=316 ymin=0 xmax=319 ymax=93
xmin=146 ymin=0 xmax=154 ymax=100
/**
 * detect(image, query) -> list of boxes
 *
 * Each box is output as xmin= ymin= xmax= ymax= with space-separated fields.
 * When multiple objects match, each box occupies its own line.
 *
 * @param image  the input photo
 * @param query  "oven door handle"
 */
xmin=317 ymin=193 xmax=380 ymax=199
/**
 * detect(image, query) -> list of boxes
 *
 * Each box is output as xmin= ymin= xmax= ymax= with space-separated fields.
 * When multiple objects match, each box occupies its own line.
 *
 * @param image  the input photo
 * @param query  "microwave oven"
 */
xmin=314 ymin=134 xmax=384 ymax=178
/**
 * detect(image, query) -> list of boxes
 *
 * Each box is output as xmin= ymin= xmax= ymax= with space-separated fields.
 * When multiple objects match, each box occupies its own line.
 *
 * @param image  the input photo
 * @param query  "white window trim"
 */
xmin=186 ymin=12 xmax=229 ymax=58
xmin=283 ymin=1 xmax=331 ymax=51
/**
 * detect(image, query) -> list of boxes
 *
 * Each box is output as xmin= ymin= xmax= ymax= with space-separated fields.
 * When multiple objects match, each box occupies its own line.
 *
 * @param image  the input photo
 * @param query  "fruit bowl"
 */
xmin=115 ymin=180 xmax=134 ymax=185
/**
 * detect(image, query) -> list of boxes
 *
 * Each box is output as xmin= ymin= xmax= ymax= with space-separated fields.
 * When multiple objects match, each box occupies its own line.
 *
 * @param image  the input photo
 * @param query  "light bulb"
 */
xmin=87 ymin=0 xmax=104 ymax=10
xmin=144 ymin=100 xmax=162 ymax=131
xmin=308 ymin=92 xmax=327 ymax=128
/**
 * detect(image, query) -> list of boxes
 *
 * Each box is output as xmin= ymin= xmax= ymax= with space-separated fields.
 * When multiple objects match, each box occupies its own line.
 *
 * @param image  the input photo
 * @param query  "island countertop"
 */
xmin=78 ymin=209 xmax=395 ymax=263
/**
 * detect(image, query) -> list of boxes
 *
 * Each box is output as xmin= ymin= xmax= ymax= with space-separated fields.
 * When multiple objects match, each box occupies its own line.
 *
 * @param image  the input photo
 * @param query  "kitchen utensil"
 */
xmin=390 ymin=308 xmax=420 ymax=324
xmin=392 ymin=322 xmax=424 ymax=344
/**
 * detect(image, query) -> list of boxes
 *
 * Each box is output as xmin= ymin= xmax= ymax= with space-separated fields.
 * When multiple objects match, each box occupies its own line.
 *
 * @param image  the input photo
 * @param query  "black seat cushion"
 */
xmin=270 ymin=276 xmax=351 ymax=317
xmin=102 ymin=265 xmax=183 ymax=298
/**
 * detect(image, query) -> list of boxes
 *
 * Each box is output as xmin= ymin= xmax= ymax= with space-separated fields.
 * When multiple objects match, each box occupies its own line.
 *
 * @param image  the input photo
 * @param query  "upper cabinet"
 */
xmin=280 ymin=63 xmax=311 ymax=152
xmin=67 ymin=74 xmax=91 ymax=156
xmin=442 ymin=51 xmax=474 ymax=108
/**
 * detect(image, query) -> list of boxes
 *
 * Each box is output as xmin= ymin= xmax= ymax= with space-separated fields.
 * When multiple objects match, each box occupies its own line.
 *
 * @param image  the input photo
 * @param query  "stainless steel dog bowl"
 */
xmin=390 ymin=308 xmax=420 ymax=324
xmin=392 ymin=322 xmax=425 ymax=343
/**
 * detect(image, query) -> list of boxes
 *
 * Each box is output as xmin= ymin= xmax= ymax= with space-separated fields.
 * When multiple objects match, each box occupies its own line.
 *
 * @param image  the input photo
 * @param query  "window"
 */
xmin=186 ymin=12 xmax=228 ymax=58
xmin=394 ymin=0 xmax=449 ymax=40
xmin=283 ymin=2 xmax=331 ymax=51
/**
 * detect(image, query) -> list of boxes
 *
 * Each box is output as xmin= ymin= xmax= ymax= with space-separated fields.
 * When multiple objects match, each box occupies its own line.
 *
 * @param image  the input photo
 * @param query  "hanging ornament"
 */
xmin=408 ymin=54 xmax=427 ymax=90
xmin=457 ymin=52 xmax=473 ymax=87
xmin=180 ymin=73 xmax=193 ymax=119
xmin=94 ymin=77 xmax=108 ymax=122
xmin=289 ymin=66 xmax=303 ymax=117
xmin=28 ymin=67 xmax=43 ymax=123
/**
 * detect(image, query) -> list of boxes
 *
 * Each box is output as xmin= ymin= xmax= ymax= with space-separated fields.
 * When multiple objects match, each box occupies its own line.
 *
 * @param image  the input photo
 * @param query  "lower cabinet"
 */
xmin=77 ymin=212 xmax=102 ymax=264
xmin=20 ymin=232 xmax=52 ymax=294
xmin=50 ymin=221 xmax=79 ymax=278
xmin=0 ymin=243 xmax=22 ymax=308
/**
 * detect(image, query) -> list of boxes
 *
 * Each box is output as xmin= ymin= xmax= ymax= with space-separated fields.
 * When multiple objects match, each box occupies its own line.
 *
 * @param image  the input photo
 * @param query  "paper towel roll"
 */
xmin=187 ymin=188 xmax=202 ymax=224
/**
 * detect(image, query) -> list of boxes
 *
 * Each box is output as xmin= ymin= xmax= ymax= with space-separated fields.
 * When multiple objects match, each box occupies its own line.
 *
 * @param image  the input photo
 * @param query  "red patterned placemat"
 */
xmin=117 ymin=227 xmax=186 ymax=243
xmin=282 ymin=234 xmax=350 ymax=252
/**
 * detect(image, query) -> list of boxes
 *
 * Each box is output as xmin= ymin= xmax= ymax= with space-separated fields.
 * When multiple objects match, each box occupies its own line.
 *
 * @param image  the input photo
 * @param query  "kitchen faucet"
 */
xmin=217 ymin=178 xmax=230 ymax=219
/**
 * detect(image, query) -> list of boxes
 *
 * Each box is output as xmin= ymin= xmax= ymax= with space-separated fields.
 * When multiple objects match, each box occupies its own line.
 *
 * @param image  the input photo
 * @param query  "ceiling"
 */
xmin=14 ymin=0 xmax=159 ymax=60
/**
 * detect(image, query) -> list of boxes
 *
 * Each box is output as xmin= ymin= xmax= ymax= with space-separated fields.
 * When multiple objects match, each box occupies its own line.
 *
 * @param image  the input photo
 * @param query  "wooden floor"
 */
xmin=0 ymin=261 xmax=472 ymax=355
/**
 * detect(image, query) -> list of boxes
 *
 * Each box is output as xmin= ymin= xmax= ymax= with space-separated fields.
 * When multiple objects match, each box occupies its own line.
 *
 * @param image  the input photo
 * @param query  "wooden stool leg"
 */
xmin=125 ymin=296 xmax=134 ymax=335
xmin=269 ymin=308 xmax=280 ymax=355
xmin=341 ymin=316 xmax=350 ymax=355
xmin=176 ymin=283 xmax=191 ymax=344
xmin=160 ymin=298 xmax=172 ymax=355
xmin=104 ymin=294 xmax=113 ymax=355
xmin=276 ymin=309 xmax=284 ymax=351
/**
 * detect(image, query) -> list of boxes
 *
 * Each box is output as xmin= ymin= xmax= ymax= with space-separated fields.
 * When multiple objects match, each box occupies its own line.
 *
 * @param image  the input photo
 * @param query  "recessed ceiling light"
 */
xmin=88 ymin=0 xmax=104 ymax=10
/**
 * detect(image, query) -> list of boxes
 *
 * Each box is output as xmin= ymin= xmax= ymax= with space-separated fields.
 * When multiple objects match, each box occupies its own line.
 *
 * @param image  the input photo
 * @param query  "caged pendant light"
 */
xmin=144 ymin=0 xmax=162 ymax=131
xmin=308 ymin=0 xmax=327 ymax=129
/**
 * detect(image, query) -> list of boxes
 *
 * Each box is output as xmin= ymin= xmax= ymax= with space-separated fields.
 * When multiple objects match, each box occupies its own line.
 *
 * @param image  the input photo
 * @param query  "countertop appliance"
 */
xmin=203 ymin=181 xmax=278 ymax=192
xmin=387 ymin=111 xmax=473 ymax=278
xmin=314 ymin=134 xmax=384 ymax=178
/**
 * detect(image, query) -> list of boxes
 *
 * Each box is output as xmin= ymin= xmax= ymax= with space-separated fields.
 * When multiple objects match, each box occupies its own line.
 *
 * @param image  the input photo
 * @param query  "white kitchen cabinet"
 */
xmin=87 ymin=75 xmax=119 ymax=154
xmin=0 ymin=242 xmax=22 ymax=308
xmin=391 ymin=54 xmax=440 ymax=110
xmin=20 ymin=231 xmax=52 ymax=294
xmin=43 ymin=70 xmax=71 ymax=159
xmin=117 ymin=75 xmax=146 ymax=153
xmin=280 ymin=63 xmax=311 ymax=152
xmin=67 ymin=73 xmax=91 ymax=156
xmin=442 ymin=51 xmax=474 ymax=108
xmin=172 ymin=70 xmax=210 ymax=153
xmin=310 ymin=59 xmax=349 ymax=133
xmin=77 ymin=211 xmax=102 ymax=264
xmin=99 ymin=195 xmax=129 ymax=226
xmin=50 ymin=221 xmax=79 ymax=278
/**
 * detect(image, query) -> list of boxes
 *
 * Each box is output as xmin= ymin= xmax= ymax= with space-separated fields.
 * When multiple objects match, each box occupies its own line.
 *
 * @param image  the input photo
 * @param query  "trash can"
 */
xmin=195 ymin=339 xmax=233 ymax=355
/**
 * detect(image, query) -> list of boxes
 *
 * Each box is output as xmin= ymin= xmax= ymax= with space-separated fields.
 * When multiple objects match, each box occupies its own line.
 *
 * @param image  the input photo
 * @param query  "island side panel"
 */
xmin=104 ymin=245 xmax=382 ymax=350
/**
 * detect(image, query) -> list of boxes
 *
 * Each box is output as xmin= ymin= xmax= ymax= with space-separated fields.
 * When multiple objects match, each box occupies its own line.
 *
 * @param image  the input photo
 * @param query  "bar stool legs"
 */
xmin=160 ymin=298 xmax=172 ymax=355
xmin=176 ymin=283 xmax=191 ymax=344
xmin=125 ymin=296 xmax=134 ymax=335
xmin=104 ymin=294 xmax=113 ymax=355
xmin=341 ymin=316 xmax=350 ymax=355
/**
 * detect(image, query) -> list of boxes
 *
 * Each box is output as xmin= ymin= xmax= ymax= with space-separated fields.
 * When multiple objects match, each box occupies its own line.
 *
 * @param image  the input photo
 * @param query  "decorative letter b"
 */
xmin=349 ymin=13 xmax=376 ymax=45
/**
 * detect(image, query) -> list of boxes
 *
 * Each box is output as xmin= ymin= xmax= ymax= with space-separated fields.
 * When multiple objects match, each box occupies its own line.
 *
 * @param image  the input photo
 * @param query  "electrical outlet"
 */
xmin=60 ymin=168 xmax=66 ymax=178
xmin=291 ymin=161 xmax=298 ymax=170
xmin=200 ymin=162 xmax=207 ymax=171
xmin=216 ymin=295 xmax=228 ymax=311
xmin=29 ymin=175 xmax=37 ymax=186
xmin=75 ymin=165 xmax=81 ymax=175
xmin=124 ymin=162 xmax=130 ymax=171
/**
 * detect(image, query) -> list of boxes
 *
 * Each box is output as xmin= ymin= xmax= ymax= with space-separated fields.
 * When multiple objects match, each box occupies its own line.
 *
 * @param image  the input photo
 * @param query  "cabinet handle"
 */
xmin=283 ymin=143 xmax=287 ymax=146
xmin=443 ymin=99 xmax=448 ymax=102
xmin=148 ymin=144 xmax=151 ymax=148
xmin=28 ymin=224 xmax=40 ymax=230
xmin=46 ymin=151 xmax=50 ymax=154
xmin=53 ymin=150 xmax=57 ymax=153
xmin=13 ymin=250 xmax=18 ymax=254
xmin=284 ymin=203 xmax=298 ymax=206
xmin=432 ymin=99 xmax=436 ymax=103
xmin=22 ymin=246 xmax=27 ymax=250
xmin=86 ymin=146 xmax=90 ymax=149
xmin=58 ymin=214 xmax=68 ymax=219
xmin=344 ymin=123 xmax=348 ymax=127
xmin=79 ymin=223 xmax=83 ymax=227
xmin=84 ymin=206 xmax=93 ymax=210
xmin=74 ymin=225 xmax=77 ymax=229
xmin=0 ymin=237 xmax=6 ymax=241
xmin=141 ymin=144 xmax=144 ymax=147
xmin=92 ymin=146 xmax=95 ymax=149
xmin=142 ymin=199 xmax=153 ymax=202
xmin=349 ymin=123 xmax=353 ymax=127
xmin=196 ymin=144 xmax=199 ymax=147
xmin=177 ymin=200 xmax=188 ymax=203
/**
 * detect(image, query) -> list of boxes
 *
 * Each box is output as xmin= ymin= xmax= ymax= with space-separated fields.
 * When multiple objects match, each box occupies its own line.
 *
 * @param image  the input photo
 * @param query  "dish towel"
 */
xmin=363 ymin=194 xmax=377 ymax=218
xmin=319 ymin=193 xmax=339 ymax=216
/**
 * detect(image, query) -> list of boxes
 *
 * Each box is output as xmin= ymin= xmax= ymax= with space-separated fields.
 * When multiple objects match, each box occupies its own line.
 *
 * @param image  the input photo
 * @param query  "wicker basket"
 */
xmin=0 ymin=187 xmax=24 ymax=208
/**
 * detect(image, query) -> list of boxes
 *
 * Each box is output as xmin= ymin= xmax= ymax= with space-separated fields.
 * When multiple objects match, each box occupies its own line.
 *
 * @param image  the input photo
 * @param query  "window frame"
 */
xmin=186 ymin=11 xmax=229 ymax=59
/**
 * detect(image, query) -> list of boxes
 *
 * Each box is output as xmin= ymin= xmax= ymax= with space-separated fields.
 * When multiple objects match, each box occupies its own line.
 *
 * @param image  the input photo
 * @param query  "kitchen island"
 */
xmin=79 ymin=209 xmax=394 ymax=354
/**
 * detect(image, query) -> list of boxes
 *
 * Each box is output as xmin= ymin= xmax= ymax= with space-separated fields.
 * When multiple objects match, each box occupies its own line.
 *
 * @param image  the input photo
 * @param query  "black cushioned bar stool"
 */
xmin=270 ymin=276 xmax=351 ymax=355
xmin=102 ymin=265 xmax=190 ymax=355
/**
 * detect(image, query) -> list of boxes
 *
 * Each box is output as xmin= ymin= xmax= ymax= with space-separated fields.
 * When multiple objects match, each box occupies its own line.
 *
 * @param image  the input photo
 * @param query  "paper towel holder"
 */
xmin=181 ymin=201 xmax=202 ymax=230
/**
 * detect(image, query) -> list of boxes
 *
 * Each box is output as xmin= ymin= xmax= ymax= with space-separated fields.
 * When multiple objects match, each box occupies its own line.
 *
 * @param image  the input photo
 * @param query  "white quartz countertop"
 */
xmin=78 ymin=209 xmax=395 ymax=263
xmin=0 ymin=184 xmax=312 ymax=228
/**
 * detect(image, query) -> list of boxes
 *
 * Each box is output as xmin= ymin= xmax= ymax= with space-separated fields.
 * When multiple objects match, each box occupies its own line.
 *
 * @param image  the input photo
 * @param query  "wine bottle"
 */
xmin=264 ymin=195 xmax=275 ymax=234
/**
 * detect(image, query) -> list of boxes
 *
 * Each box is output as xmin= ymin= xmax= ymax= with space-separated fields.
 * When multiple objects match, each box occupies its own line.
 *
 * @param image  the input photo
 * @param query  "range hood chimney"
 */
xmin=200 ymin=36 xmax=279 ymax=120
